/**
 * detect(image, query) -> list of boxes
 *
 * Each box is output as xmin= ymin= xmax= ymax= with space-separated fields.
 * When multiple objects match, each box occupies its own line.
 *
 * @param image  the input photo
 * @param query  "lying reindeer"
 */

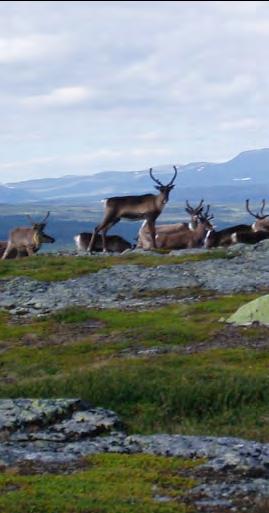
xmin=74 ymin=232 xmax=132 ymax=253
xmin=1 ymin=212 xmax=55 ymax=260
xmin=231 ymin=231 xmax=269 ymax=245
xmin=136 ymin=199 xmax=205 ymax=250
xmin=205 ymin=199 xmax=269 ymax=248
xmin=138 ymin=203 xmax=213 ymax=250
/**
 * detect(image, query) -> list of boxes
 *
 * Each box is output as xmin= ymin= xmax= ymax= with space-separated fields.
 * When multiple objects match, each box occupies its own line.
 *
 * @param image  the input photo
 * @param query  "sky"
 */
xmin=0 ymin=0 xmax=268 ymax=182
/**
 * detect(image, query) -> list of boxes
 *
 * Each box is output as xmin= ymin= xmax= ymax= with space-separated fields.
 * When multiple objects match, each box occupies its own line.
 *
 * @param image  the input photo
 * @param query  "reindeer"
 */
xmin=154 ymin=205 xmax=214 ymax=250
xmin=139 ymin=204 xmax=214 ymax=250
xmin=74 ymin=232 xmax=132 ymax=253
xmin=1 ymin=212 xmax=55 ymax=260
xmin=88 ymin=166 xmax=178 ymax=252
xmin=231 ymin=230 xmax=269 ymax=245
xmin=205 ymin=199 xmax=269 ymax=249
xmin=245 ymin=199 xmax=269 ymax=231
xmin=136 ymin=199 xmax=205 ymax=250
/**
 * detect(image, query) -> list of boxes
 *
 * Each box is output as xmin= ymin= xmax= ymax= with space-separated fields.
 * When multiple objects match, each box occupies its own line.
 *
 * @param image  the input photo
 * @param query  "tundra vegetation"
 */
xmin=0 ymin=253 xmax=268 ymax=512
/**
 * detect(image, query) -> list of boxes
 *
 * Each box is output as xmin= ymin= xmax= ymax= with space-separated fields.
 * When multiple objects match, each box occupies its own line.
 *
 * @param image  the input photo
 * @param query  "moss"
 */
xmin=0 ymin=293 xmax=269 ymax=440
xmin=0 ymin=454 xmax=198 ymax=513
xmin=0 ymin=250 xmax=227 ymax=282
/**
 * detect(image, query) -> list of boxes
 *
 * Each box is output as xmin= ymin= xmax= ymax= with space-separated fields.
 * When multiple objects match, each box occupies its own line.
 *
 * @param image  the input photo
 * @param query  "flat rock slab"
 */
xmin=2 ymin=241 xmax=269 ymax=316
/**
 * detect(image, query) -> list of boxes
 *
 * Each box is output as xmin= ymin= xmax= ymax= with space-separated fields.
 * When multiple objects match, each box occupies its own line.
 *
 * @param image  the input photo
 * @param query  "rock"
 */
xmin=227 ymin=294 xmax=269 ymax=326
xmin=1 ymin=399 xmax=269 ymax=509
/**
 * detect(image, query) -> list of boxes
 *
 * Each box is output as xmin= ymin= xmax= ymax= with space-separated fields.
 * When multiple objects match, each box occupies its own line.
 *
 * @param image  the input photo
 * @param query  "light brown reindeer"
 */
xmin=136 ymin=199 xmax=205 ymax=250
xmin=1 ymin=212 xmax=55 ymax=260
xmin=88 ymin=166 xmax=178 ymax=252
xmin=139 ymin=204 xmax=213 ymax=250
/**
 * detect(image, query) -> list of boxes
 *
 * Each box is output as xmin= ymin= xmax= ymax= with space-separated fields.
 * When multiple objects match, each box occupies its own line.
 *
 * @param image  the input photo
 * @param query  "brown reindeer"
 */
xmin=136 ymin=199 xmax=205 ymax=250
xmin=139 ymin=204 xmax=214 ymax=250
xmin=88 ymin=166 xmax=178 ymax=252
xmin=1 ymin=212 xmax=55 ymax=260
xmin=74 ymin=232 xmax=132 ymax=253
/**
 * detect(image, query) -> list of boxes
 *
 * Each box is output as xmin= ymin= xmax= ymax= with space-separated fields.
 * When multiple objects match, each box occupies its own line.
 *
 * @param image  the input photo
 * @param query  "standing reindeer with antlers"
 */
xmin=88 ymin=166 xmax=178 ymax=252
xmin=1 ymin=212 xmax=55 ymax=260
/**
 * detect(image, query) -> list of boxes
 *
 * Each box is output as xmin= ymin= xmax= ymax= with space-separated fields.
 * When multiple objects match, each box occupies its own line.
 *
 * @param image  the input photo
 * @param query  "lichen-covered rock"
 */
xmin=227 ymin=294 xmax=269 ymax=326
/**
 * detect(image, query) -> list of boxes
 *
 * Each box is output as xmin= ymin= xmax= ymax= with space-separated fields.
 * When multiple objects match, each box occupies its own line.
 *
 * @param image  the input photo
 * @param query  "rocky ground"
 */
xmin=1 ymin=240 xmax=269 ymax=317
xmin=0 ymin=399 xmax=268 ymax=512
xmin=1 ymin=240 xmax=269 ymax=512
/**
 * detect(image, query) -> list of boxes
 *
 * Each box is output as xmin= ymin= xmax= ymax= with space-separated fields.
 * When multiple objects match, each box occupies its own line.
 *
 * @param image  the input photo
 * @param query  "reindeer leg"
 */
xmin=88 ymin=215 xmax=120 ymax=253
xmin=101 ymin=218 xmax=120 ymax=253
xmin=26 ymin=246 xmax=34 ymax=257
xmin=1 ymin=242 xmax=14 ymax=260
xmin=146 ymin=219 xmax=157 ymax=250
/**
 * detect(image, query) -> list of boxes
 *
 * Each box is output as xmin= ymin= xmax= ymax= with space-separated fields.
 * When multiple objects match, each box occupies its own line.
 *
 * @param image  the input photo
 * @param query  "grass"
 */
xmin=1 ymin=293 xmax=269 ymax=440
xmin=0 ymin=454 xmax=198 ymax=513
xmin=0 ymin=249 xmax=227 ymax=281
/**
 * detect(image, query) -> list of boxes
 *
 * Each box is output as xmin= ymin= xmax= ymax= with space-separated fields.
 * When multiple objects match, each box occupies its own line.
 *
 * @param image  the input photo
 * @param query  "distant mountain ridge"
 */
xmin=1 ymin=148 xmax=269 ymax=204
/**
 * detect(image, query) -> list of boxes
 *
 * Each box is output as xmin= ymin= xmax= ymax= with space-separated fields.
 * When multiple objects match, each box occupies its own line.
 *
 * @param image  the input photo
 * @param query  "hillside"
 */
xmin=0 ymin=245 xmax=269 ymax=512
xmin=2 ymin=148 xmax=269 ymax=204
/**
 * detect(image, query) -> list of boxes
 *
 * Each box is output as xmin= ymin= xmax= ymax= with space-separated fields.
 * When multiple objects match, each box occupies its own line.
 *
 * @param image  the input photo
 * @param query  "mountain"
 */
xmin=2 ymin=148 xmax=269 ymax=204
xmin=0 ymin=184 xmax=35 ymax=203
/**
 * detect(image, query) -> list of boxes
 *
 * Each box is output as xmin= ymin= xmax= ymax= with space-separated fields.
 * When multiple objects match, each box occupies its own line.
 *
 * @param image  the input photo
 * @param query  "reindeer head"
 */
xmin=27 ymin=212 xmax=55 ymax=244
xmin=198 ymin=204 xmax=214 ymax=230
xmin=185 ymin=199 xmax=204 ymax=230
xmin=246 ymin=199 xmax=269 ymax=232
xmin=149 ymin=166 xmax=177 ymax=204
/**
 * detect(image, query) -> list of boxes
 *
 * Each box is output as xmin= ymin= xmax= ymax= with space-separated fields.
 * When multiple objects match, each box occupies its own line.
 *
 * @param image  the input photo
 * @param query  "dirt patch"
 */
xmin=117 ymin=324 xmax=269 ymax=360
xmin=2 ymin=319 xmax=106 ymax=349
xmin=6 ymin=457 xmax=90 ymax=476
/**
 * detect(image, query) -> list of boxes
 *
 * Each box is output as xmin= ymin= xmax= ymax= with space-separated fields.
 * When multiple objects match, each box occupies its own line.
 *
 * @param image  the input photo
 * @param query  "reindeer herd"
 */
xmin=1 ymin=166 xmax=269 ymax=259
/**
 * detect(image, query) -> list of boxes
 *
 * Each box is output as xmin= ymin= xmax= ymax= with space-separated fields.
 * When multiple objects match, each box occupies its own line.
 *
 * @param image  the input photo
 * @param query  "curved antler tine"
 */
xmin=42 ymin=211 xmax=50 ymax=223
xmin=168 ymin=165 xmax=177 ymax=185
xmin=149 ymin=168 xmax=162 ymax=186
xmin=26 ymin=214 xmax=34 ymax=224
xmin=204 ymin=204 xmax=210 ymax=217
xmin=246 ymin=199 xmax=256 ymax=218
xmin=185 ymin=199 xmax=193 ymax=212
xmin=260 ymin=199 xmax=266 ymax=216
xmin=195 ymin=198 xmax=204 ymax=214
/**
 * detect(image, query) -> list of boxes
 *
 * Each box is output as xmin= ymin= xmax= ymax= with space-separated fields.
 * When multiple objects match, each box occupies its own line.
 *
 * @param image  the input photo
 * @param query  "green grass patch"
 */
xmin=0 ymin=293 xmax=268 ymax=440
xmin=0 ymin=454 xmax=198 ymax=513
xmin=0 ymin=250 xmax=227 ymax=281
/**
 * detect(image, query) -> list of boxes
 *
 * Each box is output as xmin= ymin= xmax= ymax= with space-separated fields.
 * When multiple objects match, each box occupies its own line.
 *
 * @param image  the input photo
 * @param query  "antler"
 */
xmin=149 ymin=168 xmax=163 ymax=186
xmin=201 ymin=204 xmax=214 ymax=221
xmin=149 ymin=165 xmax=178 ymax=187
xmin=42 ymin=211 xmax=50 ymax=223
xmin=185 ymin=199 xmax=204 ymax=214
xmin=26 ymin=214 xmax=35 ymax=224
xmin=258 ymin=199 xmax=269 ymax=219
xmin=245 ymin=199 xmax=269 ymax=219
xmin=168 ymin=165 xmax=178 ymax=186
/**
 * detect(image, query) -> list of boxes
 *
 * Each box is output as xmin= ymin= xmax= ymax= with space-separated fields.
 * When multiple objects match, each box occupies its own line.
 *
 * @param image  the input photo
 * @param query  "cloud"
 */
xmin=0 ymin=34 xmax=69 ymax=63
xmin=0 ymin=1 xmax=269 ymax=182
xmin=22 ymin=86 xmax=95 ymax=108
xmin=219 ymin=118 xmax=260 ymax=131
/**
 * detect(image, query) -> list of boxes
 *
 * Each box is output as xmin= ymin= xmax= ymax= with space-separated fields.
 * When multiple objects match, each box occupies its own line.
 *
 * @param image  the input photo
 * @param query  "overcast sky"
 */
xmin=0 ymin=0 xmax=268 ymax=182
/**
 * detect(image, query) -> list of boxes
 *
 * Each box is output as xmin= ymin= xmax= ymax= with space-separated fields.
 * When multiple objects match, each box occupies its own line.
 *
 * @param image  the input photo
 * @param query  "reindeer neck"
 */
xmin=156 ymin=191 xmax=167 ymax=210
xmin=32 ymin=230 xmax=41 ymax=248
